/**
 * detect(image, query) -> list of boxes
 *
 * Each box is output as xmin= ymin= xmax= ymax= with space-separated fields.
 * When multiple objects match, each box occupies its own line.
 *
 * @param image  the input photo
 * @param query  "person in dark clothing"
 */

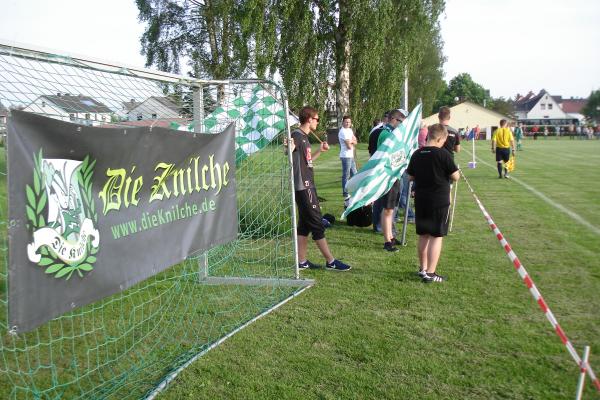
xmin=288 ymin=106 xmax=351 ymax=272
xmin=406 ymin=123 xmax=459 ymax=283
xmin=437 ymin=106 xmax=461 ymax=157
xmin=368 ymin=111 xmax=391 ymax=232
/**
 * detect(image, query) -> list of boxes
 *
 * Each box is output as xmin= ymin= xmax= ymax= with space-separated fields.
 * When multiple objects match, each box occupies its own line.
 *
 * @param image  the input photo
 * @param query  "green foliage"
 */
xmin=489 ymin=96 xmax=516 ymax=119
xmin=136 ymin=0 xmax=278 ymax=80
xmin=432 ymin=72 xmax=518 ymax=119
xmin=346 ymin=0 xmax=446 ymax=139
xmin=433 ymin=72 xmax=492 ymax=111
xmin=582 ymin=90 xmax=600 ymax=121
xmin=136 ymin=0 xmax=447 ymax=141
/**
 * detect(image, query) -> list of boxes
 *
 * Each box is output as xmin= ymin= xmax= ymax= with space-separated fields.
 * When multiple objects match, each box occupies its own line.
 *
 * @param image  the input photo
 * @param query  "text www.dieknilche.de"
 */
xmin=110 ymin=198 xmax=217 ymax=240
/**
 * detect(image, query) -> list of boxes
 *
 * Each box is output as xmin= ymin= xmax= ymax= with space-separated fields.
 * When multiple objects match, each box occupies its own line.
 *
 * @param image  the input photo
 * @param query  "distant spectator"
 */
xmin=338 ymin=115 xmax=358 ymax=206
xmin=474 ymin=124 xmax=480 ymax=140
xmin=569 ymin=124 xmax=575 ymax=140
xmin=514 ymin=123 xmax=524 ymax=150
xmin=532 ymin=125 xmax=539 ymax=140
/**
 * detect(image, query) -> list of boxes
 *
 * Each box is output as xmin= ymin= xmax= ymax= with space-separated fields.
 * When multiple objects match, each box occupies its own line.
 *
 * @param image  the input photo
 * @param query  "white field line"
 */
xmin=464 ymin=149 xmax=600 ymax=236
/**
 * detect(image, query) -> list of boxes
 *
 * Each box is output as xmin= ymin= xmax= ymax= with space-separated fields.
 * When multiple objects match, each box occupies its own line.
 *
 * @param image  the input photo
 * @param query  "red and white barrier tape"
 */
xmin=460 ymin=170 xmax=600 ymax=392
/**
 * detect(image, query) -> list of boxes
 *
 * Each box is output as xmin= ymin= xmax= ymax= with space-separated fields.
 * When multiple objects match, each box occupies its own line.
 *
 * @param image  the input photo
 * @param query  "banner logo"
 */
xmin=390 ymin=149 xmax=407 ymax=168
xmin=25 ymin=150 xmax=100 ymax=279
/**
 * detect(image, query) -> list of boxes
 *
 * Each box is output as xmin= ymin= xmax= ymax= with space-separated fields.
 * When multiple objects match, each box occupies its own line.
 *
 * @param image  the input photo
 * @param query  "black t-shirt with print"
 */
xmin=442 ymin=125 xmax=460 ymax=156
xmin=406 ymin=146 xmax=458 ymax=208
xmin=291 ymin=129 xmax=315 ymax=191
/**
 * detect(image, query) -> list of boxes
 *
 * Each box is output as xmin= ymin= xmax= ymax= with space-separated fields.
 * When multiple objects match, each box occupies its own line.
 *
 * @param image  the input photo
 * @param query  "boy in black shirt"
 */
xmin=289 ymin=106 xmax=351 ymax=272
xmin=406 ymin=124 xmax=459 ymax=283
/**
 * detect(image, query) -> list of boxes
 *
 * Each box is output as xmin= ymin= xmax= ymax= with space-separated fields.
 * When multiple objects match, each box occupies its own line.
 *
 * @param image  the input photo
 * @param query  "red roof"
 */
xmin=560 ymin=99 xmax=587 ymax=114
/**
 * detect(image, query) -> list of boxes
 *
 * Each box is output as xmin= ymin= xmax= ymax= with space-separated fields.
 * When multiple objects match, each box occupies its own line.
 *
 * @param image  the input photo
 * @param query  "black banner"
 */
xmin=7 ymin=111 xmax=238 ymax=332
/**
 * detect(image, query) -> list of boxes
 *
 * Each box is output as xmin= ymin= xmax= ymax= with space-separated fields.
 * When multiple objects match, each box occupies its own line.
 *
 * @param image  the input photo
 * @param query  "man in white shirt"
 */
xmin=339 ymin=115 xmax=357 ymax=206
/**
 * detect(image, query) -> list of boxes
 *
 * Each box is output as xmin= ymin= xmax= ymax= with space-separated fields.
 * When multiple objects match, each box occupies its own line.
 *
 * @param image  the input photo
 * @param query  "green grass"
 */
xmin=158 ymin=138 xmax=600 ymax=399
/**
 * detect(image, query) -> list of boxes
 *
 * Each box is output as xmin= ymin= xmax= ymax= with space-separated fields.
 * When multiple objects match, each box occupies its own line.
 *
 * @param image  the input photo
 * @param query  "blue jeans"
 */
xmin=398 ymin=173 xmax=414 ymax=219
xmin=341 ymin=157 xmax=357 ymax=198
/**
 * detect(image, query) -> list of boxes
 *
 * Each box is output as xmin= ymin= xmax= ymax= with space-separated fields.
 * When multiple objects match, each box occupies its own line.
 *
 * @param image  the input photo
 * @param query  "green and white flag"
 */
xmin=341 ymin=103 xmax=422 ymax=219
xmin=170 ymin=84 xmax=298 ymax=162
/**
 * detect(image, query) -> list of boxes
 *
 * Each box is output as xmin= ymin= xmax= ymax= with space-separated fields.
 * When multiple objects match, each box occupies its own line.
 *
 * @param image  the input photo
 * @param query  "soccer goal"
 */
xmin=0 ymin=40 xmax=311 ymax=399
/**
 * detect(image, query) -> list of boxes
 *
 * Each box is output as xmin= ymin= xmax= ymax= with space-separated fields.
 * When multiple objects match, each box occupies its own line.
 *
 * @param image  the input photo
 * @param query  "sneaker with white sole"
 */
xmin=422 ymin=273 xmax=446 ymax=283
xmin=325 ymin=259 xmax=352 ymax=271
xmin=298 ymin=260 xmax=321 ymax=270
xmin=417 ymin=269 xmax=427 ymax=278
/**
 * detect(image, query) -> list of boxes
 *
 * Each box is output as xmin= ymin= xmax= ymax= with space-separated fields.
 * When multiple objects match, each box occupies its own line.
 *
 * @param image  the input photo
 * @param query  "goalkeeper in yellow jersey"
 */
xmin=491 ymin=119 xmax=516 ymax=179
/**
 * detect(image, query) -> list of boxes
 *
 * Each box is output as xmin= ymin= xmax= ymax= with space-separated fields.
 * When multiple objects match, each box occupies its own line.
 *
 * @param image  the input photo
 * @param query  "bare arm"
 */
xmin=311 ymin=141 xmax=329 ymax=160
xmin=450 ymin=170 xmax=460 ymax=182
xmin=344 ymin=138 xmax=354 ymax=150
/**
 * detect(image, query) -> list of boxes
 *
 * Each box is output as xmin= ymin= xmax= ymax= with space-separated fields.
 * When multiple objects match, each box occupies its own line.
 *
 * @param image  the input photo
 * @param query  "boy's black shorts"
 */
xmin=380 ymin=180 xmax=401 ymax=210
xmin=496 ymin=148 xmax=510 ymax=162
xmin=415 ymin=203 xmax=450 ymax=237
xmin=295 ymin=188 xmax=325 ymax=241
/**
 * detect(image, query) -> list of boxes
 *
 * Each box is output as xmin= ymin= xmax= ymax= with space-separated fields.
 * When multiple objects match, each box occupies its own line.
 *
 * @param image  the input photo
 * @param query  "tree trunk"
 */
xmin=334 ymin=1 xmax=351 ymax=127
xmin=335 ymin=41 xmax=350 ymax=127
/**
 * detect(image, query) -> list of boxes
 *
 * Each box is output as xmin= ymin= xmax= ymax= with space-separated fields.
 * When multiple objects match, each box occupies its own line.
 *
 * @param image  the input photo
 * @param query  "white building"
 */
xmin=514 ymin=89 xmax=586 ymax=126
xmin=23 ymin=94 xmax=113 ymax=126
xmin=127 ymin=96 xmax=182 ymax=121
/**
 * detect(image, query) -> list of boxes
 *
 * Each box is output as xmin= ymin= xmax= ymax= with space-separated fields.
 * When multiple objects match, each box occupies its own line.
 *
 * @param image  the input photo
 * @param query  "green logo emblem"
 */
xmin=26 ymin=150 xmax=100 ymax=279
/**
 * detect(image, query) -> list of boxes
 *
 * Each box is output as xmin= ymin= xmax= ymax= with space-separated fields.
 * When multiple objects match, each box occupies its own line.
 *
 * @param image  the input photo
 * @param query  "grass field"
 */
xmin=158 ymin=137 xmax=600 ymax=399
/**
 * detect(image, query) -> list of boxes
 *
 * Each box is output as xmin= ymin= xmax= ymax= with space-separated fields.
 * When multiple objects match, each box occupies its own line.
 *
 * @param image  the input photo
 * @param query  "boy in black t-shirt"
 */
xmin=406 ymin=124 xmax=459 ymax=283
xmin=288 ymin=106 xmax=351 ymax=272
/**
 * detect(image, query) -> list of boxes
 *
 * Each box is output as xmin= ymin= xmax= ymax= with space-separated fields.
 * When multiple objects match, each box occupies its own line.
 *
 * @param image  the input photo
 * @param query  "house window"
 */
xmin=151 ymin=113 xmax=157 ymax=119
xmin=548 ymin=104 xmax=553 ymax=110
xmin=85 ymin=113 xmax=90 ymax=120
xmin=137 ymin=113 xmax=143 ymax=121
xmin=69 ymin=114 xmax=75 ymax=121
xmin=101 ymin=115 xmax=106 ymax=122
xmin=540 ymin=104 xmax=546 ymax=110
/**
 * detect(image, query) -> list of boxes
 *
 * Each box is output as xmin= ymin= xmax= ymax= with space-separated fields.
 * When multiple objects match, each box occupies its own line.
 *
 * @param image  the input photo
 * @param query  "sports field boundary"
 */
xmin=463 ymin=148 xmax=600 ymax=236
xmin=460 ymin=169 xmax=600 ymax=392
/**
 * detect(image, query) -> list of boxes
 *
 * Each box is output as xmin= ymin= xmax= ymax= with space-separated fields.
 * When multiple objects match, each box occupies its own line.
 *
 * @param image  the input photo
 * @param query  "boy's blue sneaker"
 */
xmin=325 ymin=259 xmax=351 ymax=272
xmin=298 ymin=260 xmax=321 ymax=270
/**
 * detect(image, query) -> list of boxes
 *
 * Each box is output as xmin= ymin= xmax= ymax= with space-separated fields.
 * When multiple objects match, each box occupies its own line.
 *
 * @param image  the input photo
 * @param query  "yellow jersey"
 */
xmin=492 ymin=127 xmax=514 ymax=148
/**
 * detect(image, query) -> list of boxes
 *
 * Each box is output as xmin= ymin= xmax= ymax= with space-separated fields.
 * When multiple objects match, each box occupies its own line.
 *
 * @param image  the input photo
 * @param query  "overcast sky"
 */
xmin=441 ymin=0 xmax=600 ymax=99
xmin=1 ymin=0 xmax=599 ymax=100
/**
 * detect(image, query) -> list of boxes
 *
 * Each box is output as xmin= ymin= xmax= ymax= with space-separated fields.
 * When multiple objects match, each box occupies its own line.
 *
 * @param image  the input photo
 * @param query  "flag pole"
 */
xmin=449 ymin=166 xmax=459 ymax=232
xmin=468 ymin=132 xmax=477 ymax=168
xmin=400 ymin=181 xmax=412 ymax=246
xmin=310 ymin=131 xmax=324 ymax=144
